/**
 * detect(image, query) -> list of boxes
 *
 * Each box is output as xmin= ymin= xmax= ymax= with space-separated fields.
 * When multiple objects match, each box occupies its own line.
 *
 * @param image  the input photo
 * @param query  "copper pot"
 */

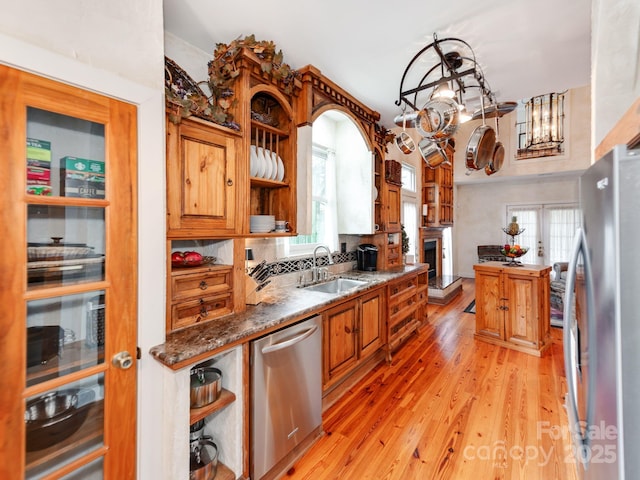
xmin=485 ymin=141 xmax=505 ymax=175
xmin=394 ymin=111 xmax=416 ymax=154
xmin=465 ymin=124 xmax=496 ymax=170
xmin=416 ymin=97 xmax=459 ymax=142
xmin=190 ymin=367 xmax=222 ymax=408
xmin=484 ymin=116 xmax=504 ymax=175
xmin=418 ymin=138 xmax=449 ymax=168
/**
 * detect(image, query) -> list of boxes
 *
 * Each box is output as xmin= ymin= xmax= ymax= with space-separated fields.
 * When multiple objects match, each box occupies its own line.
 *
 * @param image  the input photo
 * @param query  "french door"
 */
xmin=506 ymin=203 xmax=580 ymax=268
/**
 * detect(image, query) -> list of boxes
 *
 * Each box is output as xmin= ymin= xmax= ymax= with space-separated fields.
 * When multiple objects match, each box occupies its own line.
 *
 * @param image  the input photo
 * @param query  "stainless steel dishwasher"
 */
xmin=251 ymin=315 xmax=322 ymax=480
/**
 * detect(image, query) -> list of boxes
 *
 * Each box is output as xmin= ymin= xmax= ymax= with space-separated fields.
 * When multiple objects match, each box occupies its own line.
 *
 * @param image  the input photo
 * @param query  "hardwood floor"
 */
xmin=285 ymin=278 xmax=578 ymax=480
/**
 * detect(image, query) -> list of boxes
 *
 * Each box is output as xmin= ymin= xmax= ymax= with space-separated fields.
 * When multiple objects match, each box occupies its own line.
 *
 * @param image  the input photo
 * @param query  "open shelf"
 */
xmin=27 ymin=341 xmax=104 ymax=388
xmin=189 ymin=388 xmax=236 ymax=425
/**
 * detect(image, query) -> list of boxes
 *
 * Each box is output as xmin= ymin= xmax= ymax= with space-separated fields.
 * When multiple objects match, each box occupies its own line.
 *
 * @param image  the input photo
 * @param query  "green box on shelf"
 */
xmin=60 ymin=156 xmax=105 ymax=199
xmin=26 ymin=138 xmax=52 ymax=195
xmin=27 ymin=138 xmax=52 ymax=168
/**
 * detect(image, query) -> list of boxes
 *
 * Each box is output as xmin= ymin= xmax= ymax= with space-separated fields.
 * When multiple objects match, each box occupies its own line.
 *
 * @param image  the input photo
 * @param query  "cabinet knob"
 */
xmin=227 ymin=178 xmax=233 ymax=186
xmin=199 ymin=281 xmax=208 ymax=290
xmin=199 ymin=305 xmax=209 ymax=317
xmin=344 ymin=326 xmax=351 ymax=334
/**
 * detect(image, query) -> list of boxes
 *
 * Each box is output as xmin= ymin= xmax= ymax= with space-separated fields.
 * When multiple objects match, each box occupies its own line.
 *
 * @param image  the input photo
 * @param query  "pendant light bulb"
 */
xmin=432 ymin=83 xmax=455 ymax=99
xmin=458 ymin=104 xmax=472 ymax=123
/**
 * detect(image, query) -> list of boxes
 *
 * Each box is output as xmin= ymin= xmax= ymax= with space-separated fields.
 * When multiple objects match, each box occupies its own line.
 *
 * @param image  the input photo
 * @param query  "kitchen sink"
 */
xmin=304 ymin=278 xmax=368 ymax=294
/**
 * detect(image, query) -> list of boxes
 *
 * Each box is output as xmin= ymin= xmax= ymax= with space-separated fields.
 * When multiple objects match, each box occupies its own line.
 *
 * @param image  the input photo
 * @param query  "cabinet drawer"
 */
xmin=171 ymin=267 xmax=232 ymax=302
xmin=388 ymin=277 xmax=417 ymax=298
xmin=171 ymin=293 xmax=233 ymax=330
xmin=389 ymin=297 xmax=418 ymax=329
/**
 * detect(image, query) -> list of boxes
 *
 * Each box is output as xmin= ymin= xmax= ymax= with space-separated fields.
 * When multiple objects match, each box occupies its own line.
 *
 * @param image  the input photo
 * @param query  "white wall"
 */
xmin=454 ymin=176 xmax=580 ymax=277
xmin=453 ymin=85 xmax=591 ymax=183
xmin=0 ymin=2 xmax=167 ymax=479
xmin=449 ymin=85 xmax=591 ymax=277
xmin=592 ymin=0 xmax=640 ymax=147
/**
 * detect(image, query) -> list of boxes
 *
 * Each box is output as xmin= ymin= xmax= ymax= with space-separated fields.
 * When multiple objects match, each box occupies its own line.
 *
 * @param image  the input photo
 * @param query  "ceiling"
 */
xmin=163 ymin=0 xmax=591 ymax=129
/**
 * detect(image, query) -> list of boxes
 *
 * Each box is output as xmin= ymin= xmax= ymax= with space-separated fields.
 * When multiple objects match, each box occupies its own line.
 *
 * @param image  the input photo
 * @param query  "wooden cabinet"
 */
xmin=0 ymin=65 xmax=137 ymax=479
xmin=386 ymin=270 xmax=425 ymax=361
xmin=233 ymin=49 xmax=301 ymax=236
xmin=474 ymin=262 xmax=552 ymax=356
xmin=416 ymin=269 xmax=430 ymax=323
xmin=322 ymin=287 xmax=385 ymax=390
xmin=166 ymin=116 xmax=242 ymax=238
xmin=248 ymin=94 xmax=297 ymax=234
xmin=422 ymin=142 xmax=454 ymax=227
xmin=168 ymin=264 xmax=234 ymax=331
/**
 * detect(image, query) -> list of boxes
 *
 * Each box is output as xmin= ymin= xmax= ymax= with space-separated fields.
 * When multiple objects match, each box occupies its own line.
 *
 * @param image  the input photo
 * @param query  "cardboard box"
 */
xmin=27 ymin=138 xmax=52 ymax=168
xmin=60 ymin=156 xmax=105 ymax=199
xmin=26 ymin=138 xmax=51 ymax=195
xmin=26 ymin=184 xmax=52 ymax=196
xmin=27 ymin=165 xmax=51 ymax=182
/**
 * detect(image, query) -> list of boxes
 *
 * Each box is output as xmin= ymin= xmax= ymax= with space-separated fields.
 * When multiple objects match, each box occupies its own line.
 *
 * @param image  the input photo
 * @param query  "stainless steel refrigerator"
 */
xmin=564 ymin=145 xmax=640 ymax=479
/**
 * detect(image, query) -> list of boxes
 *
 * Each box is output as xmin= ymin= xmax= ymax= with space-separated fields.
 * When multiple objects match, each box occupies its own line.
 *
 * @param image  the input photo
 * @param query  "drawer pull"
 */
xmin=199 ymin=281 xmax=208 ymax=290
xmin=199 ymin=305 xmax=209 ymax=317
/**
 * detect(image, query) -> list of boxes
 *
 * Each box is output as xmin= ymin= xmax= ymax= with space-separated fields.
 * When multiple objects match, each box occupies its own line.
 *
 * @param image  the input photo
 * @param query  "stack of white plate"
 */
xmin=250 ymin=215 xmax=275 ymax=233
xmin=250 ymin=146 xmax=285 ymax=181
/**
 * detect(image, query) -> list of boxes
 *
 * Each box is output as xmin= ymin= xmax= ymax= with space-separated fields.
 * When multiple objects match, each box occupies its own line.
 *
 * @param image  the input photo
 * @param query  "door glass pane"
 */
xmin=27 ymin=205 xmax=105 ymax=288
xmin=547 ymin=206 xmax=580 ymax=265
xmin=25 ymin=373 xmax=105 ymax=479
xmin=26 ymin=107 xmax=105 ymax=199
xmin=61 ymin=457 xmax=104 ymax=480
xmin=27 ymin=291 xmax=105 ymax=388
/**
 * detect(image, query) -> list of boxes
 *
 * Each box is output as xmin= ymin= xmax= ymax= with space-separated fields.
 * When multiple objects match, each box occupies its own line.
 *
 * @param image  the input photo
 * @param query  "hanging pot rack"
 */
xmin=393 ymin=33 xmax=517 ymax=175
xmin=395 ymin=33 xmax=496 ymax=115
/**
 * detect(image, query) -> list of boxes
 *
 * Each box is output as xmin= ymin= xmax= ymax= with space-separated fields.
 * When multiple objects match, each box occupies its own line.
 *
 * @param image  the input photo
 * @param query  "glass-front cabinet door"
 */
xmin=0 ymin=65 xmax=137 ymax=479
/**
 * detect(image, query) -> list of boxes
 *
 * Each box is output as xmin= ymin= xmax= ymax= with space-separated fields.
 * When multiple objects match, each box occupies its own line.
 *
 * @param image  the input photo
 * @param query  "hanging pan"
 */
xmin=418 ymin=138 xmax=449 ymax=169
xmin=395 ymin=109 xmax=416 ymax=154
xmin=465 ymin=95 xmax=496 ymax=171
xmin=416 ymin=97 xmax=459 ymax=142
xmin=485 ymin=116 xmax=504 ymax=175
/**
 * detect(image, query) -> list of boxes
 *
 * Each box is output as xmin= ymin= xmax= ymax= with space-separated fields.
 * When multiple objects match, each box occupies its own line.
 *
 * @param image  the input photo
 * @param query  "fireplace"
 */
xmin=423 ymin=240 xmax=437 ymax=278
xmin=420 ymin=227 xmax=462 ymax=305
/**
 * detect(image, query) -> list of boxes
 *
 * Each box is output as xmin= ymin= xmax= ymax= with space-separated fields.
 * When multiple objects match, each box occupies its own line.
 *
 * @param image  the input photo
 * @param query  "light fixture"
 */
xmin=431 ymin=83 xmax=456 ymax=99
xmin=395 ymin=34 xmax=497 ymax=119
xmin=524 ymin=92 xmax=565 ymax=150
xmin=457 ymin=105 xmax=472 ymax=124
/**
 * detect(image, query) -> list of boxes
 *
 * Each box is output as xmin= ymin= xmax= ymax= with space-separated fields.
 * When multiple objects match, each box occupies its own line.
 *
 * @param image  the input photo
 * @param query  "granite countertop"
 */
xmin=149 ymin=264 xmax=428 ymax=369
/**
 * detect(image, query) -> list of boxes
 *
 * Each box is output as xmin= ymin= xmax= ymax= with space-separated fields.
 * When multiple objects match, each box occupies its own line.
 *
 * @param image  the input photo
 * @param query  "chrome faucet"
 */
xmin=312 ymin=245 xmax=334 ymax=282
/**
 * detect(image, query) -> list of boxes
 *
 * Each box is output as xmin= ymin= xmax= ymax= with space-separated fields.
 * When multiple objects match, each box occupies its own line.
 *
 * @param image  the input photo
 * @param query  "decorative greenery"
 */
xmin=401 ymin=224 xmax=410 ymax=255
xmin=164 ymin=56 xmax=240 ymax=130
xmin=206 ymin=34 xmax=299 ymax=125
xmin=165 ymin=36 xmax=298 ymax=129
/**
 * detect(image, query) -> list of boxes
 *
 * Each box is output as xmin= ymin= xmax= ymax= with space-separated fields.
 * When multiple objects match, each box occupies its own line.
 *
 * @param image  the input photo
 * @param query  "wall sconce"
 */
xmin=524 ymin=92 xmax=565 ymax=150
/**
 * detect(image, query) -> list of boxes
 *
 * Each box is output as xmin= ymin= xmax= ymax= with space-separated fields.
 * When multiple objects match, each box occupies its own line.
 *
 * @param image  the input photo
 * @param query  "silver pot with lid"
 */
xmin=190 ymin=367 xmax=222 ymax=408
xmin=189 ymin=436 xmax=218 ymax=480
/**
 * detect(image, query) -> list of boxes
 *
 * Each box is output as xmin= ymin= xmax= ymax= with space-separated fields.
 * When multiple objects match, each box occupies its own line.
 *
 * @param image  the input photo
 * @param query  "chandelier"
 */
xmin=523 ymin=92 xmax=565 ymax=150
